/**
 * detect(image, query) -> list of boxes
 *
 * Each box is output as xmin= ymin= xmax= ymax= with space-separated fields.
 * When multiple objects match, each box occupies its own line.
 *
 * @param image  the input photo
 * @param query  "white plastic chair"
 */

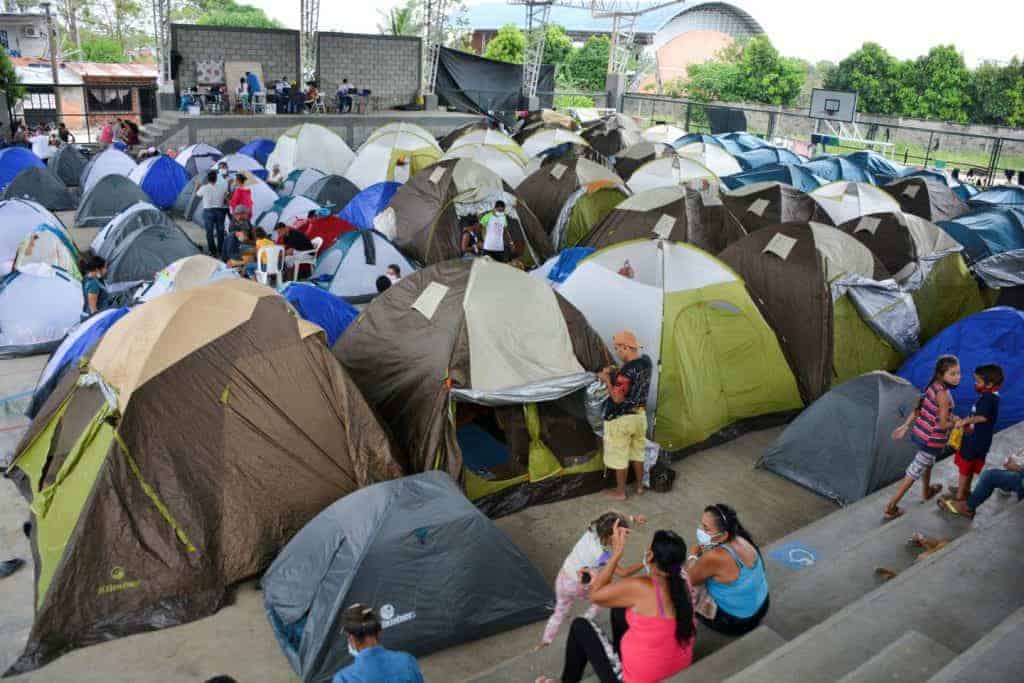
xmin=251 ymin=92 xmax=266 ymax=114
xmin=312 ymin=93 xmax=326 ymax=114
xmin=290 ymin=236 xmax=322 ymax=281
xmin=256 ymin=245 xmax=285 ymax=288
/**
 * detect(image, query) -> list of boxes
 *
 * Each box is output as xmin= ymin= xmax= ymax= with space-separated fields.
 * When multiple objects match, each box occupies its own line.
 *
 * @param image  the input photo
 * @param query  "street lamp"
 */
xmin=38 ymin=0 xmax=63 ymax=124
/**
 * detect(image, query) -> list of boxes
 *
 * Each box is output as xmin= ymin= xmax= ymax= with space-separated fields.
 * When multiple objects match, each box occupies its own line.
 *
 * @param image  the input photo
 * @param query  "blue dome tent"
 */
xmin=0 ymin=147 xmax=45 ymax=192
xmin=733 ymin=147 xmax=803 ymax=171
xmin=239 ymin=138 xmax=276 ymax=166
xmin=128 ymin=155 xmax=191 ymax=209
xmin=722 ymin=164 xmax=825 ymax=192
xmin=938 ymin=207 xmax=1024 ymax=288
xmin=952 ymin=182 xmax=980 ymax=202
xmin=716 ymin=131 xmax=771 ymax=154
xmin=281 ymin=283 xmax=358 ymax=347
xmin=337 ymin=181 xmax=400 ymax=229
xmin=968 ymin=186 xmax=1024 ymax=209
xmin=843 ymin=151 xmax=906 ymax=180
xmin=898 ymin=307 xmax=1024 ymax=431
xmin=672 ymin=132 xmax=725 ymax=150
xmin=800 ymin=157 xmax=876 ymax=185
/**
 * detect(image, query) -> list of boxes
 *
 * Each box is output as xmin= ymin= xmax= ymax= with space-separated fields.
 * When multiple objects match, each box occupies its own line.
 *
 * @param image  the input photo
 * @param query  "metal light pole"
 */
xmin=40 ymin=0 xmax=63 ymax=124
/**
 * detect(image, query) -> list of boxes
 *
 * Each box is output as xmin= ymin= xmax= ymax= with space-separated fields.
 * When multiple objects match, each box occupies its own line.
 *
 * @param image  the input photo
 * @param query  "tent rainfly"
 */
xmin=345 ymin=124 xmax=442 ymax=190
xmin=442 ymin=143 xmax=528 ymax=188
xmin=48 ymin=145 xmax=89 ymax=187
xmin=883 ymin=176 xmax=968 ymax=223
xmin=641 ymin=124 xmax=686 ymax=145
xmin=266 ymin=123 xmax=355 ymax=176
xmin=80 ymin=148 xmax=136 ymax=195
xmin=0 ymin=198 xmax=64 ymax=275
xmin=810 ymin=181 xmax=901 ymax=225
xmin=312 ymin=229 xmax=416 ymax=304
xmin=720 ymin=181 xmax=823 ymax=237
xmin=0 ymin=263 xmax=82 ymax=357
xmin=613 ymin=142 xmax=676 ymax=182
xmin=175 ymin=143 xmax=222 ymax=176
xmin=676 ymin=141 xmax=743 ymax=177
xmin=627 ymin=156 xmax=718 ymax=194
xmin=76 ymin=174 xmax=151 ymax=228
xmin=2 ymin=166 xmax=77 ymax=211
xmin=581 ymin=113 xmax=642 ymax=157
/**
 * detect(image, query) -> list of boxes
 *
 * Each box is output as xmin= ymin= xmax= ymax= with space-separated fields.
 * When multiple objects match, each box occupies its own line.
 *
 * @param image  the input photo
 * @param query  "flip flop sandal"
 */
xmin=938 ymin=498 xmax=972 ymax=518
xmin=883 ymin=506 xmax=904 ymax=520
xmin=923 ymin=485 xmax=943 ymax=500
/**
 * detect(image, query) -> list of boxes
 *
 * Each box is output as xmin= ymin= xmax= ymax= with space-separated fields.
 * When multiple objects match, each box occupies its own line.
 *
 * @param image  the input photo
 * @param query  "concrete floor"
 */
xmin=0 ymin=213 xmax=839 ymax=681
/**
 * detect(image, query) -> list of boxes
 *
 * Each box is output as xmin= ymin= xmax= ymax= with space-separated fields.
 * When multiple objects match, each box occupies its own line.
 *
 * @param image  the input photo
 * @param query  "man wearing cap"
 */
xmin=599 ymin=330 xmax=652 ymax=500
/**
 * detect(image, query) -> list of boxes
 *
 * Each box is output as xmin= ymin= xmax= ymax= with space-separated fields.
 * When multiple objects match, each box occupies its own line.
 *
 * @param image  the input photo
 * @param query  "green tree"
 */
xmin=0 ymin=48 xmax=24 ymax=101
xmin=970 ymin=58 xmax=1024 ymax=127
xmin=377 ymin=2 xmax=420 ymax=37
xmin=565 ymin=35 xmax=609 ymax=91
xmin=196 ymin=0 xmax=281 ymax=28
xmin=542 ymin=24 xmax=573 ymax=67
xmin=80 ymin=35 xmax=124 ymax=62
xmin=483 ymin=23 xmax=525 ymax=63
xmin=731 ymin=36 xmax=804 ymax=104
xmin=825 ymin=42 xmax=901 ymax=115
xmin=903 ymin=45 xmax=971 ymax=123
xmin=683 ymin=60 xmax=742 ymax=101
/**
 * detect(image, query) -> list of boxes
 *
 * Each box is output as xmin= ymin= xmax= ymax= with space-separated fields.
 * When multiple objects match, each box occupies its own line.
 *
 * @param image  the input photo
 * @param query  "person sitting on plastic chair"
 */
xmin=273 ymin=222 xmax=315 ymax=280
xmin=244 ymin=228 xmax=276 ymax=279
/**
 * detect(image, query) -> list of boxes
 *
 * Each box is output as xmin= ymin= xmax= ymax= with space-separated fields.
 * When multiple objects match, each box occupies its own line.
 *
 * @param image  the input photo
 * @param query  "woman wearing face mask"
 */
xmin=332 ymin=603 xmax=423 ymax=683
xmin=536 ymin=523 xmax=696 ymax=683
xmin=684 ymin=503 xmax=769 ymax=636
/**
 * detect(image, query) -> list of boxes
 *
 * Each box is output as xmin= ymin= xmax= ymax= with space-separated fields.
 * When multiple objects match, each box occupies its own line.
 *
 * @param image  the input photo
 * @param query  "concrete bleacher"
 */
xmin=468 ymin=421 xmax=1024 ymax=683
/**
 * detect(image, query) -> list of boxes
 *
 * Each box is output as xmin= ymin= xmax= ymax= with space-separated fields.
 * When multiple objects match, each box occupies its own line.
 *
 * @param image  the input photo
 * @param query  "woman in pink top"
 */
xmin=537 ymin=524 xmax=696 ymax=683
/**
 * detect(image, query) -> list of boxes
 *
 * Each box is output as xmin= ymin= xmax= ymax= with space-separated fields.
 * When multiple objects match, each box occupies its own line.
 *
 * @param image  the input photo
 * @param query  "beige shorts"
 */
xmin=603 ymin=410 xmax=646 ymax=470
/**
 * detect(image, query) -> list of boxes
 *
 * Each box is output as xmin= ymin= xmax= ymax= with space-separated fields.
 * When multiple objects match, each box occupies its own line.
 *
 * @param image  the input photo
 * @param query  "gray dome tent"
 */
xmin=48 ymin=145 xmax=89 ymax=187
xmin=2 ymin=166 xmax=77 ymax=210
xmin=262 ymin=471 xmax=553 ymax=683
xmin=172 ymin=174 xmax=204 ymax=223
xmin=301 ymin=173 xmax=359 ymax=212
xmin=74 ymin=174 xmax=150 ymax=227
xmin=759 ymin=372 xmax=918 ymax=504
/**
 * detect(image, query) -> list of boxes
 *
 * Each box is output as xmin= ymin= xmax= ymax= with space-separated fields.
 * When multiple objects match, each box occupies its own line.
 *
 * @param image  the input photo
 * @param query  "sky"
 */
xmin=247 ymin=0 xmax=1024 ymax=67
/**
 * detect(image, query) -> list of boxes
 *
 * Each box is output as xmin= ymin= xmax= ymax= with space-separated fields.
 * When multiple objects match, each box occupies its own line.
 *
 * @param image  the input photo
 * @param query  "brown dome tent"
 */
xmin=614 ymin=141 xmax=676 ymax=181
xmin=721 ymin=181 xmax=825 ymax=235
xmin=883 ymin=176 xmax=969 ymax=223
xmin=6 ymin=279 xmax=400 ymax=674
xmin=719 ymin=223 xmax=906 ymax=403
xmin=581 ymin=113 xmax=642 ymax=157
xmin=584 ymin=186 xmax=742 ymax=254
xmin=334 ymin=258 xmax=609 ymax=517
xmin=373 ymin=158 xmax=552 ymax=266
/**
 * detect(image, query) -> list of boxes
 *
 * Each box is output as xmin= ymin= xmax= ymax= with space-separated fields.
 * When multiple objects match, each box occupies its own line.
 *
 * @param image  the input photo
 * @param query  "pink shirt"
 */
xmin=621 ymin=580 xmax=694 ymax=683
xmin=99 ymin=124 xmax=113 ymax=144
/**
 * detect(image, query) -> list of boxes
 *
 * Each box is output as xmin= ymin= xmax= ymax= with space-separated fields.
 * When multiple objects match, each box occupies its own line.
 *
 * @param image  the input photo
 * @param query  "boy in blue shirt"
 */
xmin=333 ymin=603 xmax=423 ymax=683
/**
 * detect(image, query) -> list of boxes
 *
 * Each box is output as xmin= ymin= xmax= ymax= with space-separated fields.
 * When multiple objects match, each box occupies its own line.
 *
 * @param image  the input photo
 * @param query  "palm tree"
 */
xmin=377 ymin=5 xmax=420 ymax=37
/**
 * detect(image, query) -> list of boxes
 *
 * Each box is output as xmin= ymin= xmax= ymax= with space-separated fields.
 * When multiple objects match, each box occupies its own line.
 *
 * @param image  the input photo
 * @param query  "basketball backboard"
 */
xmin=810 ymin=88 xmax=858 ymax=123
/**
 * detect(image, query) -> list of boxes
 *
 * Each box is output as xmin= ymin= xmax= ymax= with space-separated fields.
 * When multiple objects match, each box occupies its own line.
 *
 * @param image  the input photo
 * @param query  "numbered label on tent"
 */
xmin=768 ymin=542 xmax=820 ymax=570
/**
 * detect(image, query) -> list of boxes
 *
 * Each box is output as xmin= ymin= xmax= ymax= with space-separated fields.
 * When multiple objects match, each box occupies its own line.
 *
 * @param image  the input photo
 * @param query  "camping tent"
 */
xmin=301 ymin=174 xmax=359 ymax=212
xmin=334 ymin=258 xmax=609 ymax=516
xmin=13 ymin=225 xmax=79 ymax=276
xmin=760 ymin=372 xmax=919 ymax=505
xmin=266 ymin=123 xmax=355 ymax=176
xmin=256 ymin=195 xmax=321 ymax=231
xmin=676 ymin=142 xmax=743 ymax=177
xmin=557 ymin=240 xmax=802 ymax=451
xmin=282 ymin=168 xmax=326 ymax=197
xmin=843 ymin=151 xmax=906 ymax=180
xmin=281 ymin=282 xmax=358 ymax=346
xmin=720 ymin=181 xmax=822 ymax=236
xmin=219 ymin=138 xmax=245 ymax=154
xmin=345 ymin=124 xmax=442 ymax=189
xmin=48 ymin=145 xmax=89 ymax=187
xmin=295 ymin=214 xmax=356 ymax=251
xmin=673 ymin=133 xmax=726 ymax=150
xmin=80 ymin=148 xmax=136 ymax=195
xmin=448 ymin=127 xmax=525 ymax=158
xmin=218 ymin=152 xmax=265 ymax=175
xmin=438 ymin=120 xmax=496 ymax=150
xmin=2 ymin=166 xmax=77 ymax=210
xmin=0 ymin=263 xmax=82 ymax=357
xmin=238 ymin=137 xmax=276 ymax=166
xmin=0 ymin=199 xmax=64 ymax=276
xmin=581 ymin=113 xmax=642 ymax=157
xmin=173 ymin=171 xmax=277 ymax=226
xmin=516 ymin=156 xmax=627 ymax=239
xmin=800 ymin=157 xmax=875 ymax=185
xmin=810 ymin=181 xmax=901 ymax=225
xmin=75 ymin=174 xmax=150 ymax=228
xmin=733 ymin=147 xmax=803 ymax=171
xmin=442 ymin=143 xmax=527 ymax=187
xmin=262 ymin=471 xmax=553 ymax=683
xmin=0 ymin=146 xmax=45 ymax=191
xmin=134 ymin=254 xmax=239 ymax=302
xmin=175 ymin=143 xmax=222 ymax=176
xmin=627 ymin=156 xmax=718 ymax=194
xmin=839 ymin=211 xmax=985 ymax=341
xmin=937 ymin=207 xmax=1024 ymax=288
xmin=338 ymin=181 xmax=400 ymax=229
xmin=128 ymin=155 xmax=191 ymax=209
xmin=27 ymin=306 xmax=130 ymax=418
xmin=584 ymin=186 xmax=743 ymax=254
xmin=520 ymin=127 xmax=589 ymax=159
xmin=716 ymin=132 xmax=770 ymax=154
xmin=373 ymin=158 xmax=552 ymax=266
xmin=613 ymin=142 xmax=676 ymax=181
xmin=898 ymin=307 xmax=1024 ymax=430
xmin=641 ymin=124 xmax=687 ymax=145
xmin=883 ymin=176 xmax=968 ymax=223
xmin=720 ymin=223 xmax=910 ymax=402
xmin=4 ymin=279 xmax=402 ymax=675
xmin=312 ymin=229 xmax=416 ymax=304
xmin=968 ymin=185 xmax=1024 ymax=208
xmin=721 ymin=165 xmax=824 ymax=192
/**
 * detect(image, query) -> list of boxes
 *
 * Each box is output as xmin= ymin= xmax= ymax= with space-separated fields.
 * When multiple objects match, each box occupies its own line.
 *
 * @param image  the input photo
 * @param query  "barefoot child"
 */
xmin=536 ymin=511 xmax=646 ymax=648
xmin=599 ymin=331 xmax=652 ymax=500
xmin=949 ymin=364 xmax=1003 ymax=501
xmin=884 ymin=355 xmax=960 ymax=520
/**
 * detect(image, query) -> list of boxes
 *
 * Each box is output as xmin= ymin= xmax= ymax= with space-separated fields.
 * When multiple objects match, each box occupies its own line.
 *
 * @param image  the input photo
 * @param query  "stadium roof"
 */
xmin=466 ymin=3 xmax=682 ymax=33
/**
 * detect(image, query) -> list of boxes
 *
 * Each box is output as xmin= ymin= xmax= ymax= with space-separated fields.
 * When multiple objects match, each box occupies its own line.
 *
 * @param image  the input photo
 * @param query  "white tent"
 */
xmin=176 ymin=143 xmax=222 ymax=176
xmin=642 ymin=124 xmax=686 ymax=145
xmin=283 ymin=168 xmax=327 ymax=197
xmin=266 ymin=123 xmax=355 ymax=177
xmin=81 ymin=148 xmax=137 ymax=195
xmin=135 ymin=254 xmax=239 ymax=302
xmin=218 ymin=153 xmax=265 ymax=174
xmin=345 ymin=124 xmax=442 ymax=190
xmin=0 ymin=198 xmax=62 ymax=277
xmin=14 ymin=226 xmax=78 ymax=275
xmin=443 ymin=144 xmax=527 ymax=188
xmin=811 ymin=181 xmax=902 ymax=225
xmin=0 ymin=263 xmax=83 ymax=356
xmin=91 ymin=202 xmax=165 ymax=257
xmin=313 ymin=229 xmax=416 ymax=303
xmin=627 ymin=156 xmax=718 ymax=194
xmin=449 ymin=128 xmax=524 ymax=156
xmin=256 ymin=195 xmax=322 ymax=231
xmin=676 ymin=142 xmax=742 ymax=177
xmin=520 ymin=128 xmax=589 ymax=159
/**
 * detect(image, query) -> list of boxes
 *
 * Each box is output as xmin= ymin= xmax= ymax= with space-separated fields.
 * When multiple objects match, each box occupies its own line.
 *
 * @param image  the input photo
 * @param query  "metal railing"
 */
xmin=622 ymin=93 xmax=1024 ymax=185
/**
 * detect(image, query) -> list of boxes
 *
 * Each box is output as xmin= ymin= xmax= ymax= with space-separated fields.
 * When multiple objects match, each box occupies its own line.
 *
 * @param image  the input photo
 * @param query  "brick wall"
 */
xmin=171 ymin=24 xmax=300 ymax=94
xmin=316 ymin=33 xmax=421 ymax=110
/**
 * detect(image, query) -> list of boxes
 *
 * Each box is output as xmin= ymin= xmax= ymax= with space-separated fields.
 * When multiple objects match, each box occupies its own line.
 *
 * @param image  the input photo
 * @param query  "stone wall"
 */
xmin=170 ymin=24 xmax=300 ymax=94
xmin=317 ymin=33 xmax=421 ymax=110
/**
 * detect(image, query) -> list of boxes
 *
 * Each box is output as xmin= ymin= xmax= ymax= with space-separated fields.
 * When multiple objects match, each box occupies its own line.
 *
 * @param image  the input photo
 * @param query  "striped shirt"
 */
xmin=911 ymin=381 xmax=954 ymax=451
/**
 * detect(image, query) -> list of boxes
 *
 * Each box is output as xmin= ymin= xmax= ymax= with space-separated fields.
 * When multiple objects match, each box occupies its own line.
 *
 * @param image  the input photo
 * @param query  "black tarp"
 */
xmin=436 ymin=47 xmax=555 ymax=115
xmin=706 ymin=106 xmax=747 ymax=134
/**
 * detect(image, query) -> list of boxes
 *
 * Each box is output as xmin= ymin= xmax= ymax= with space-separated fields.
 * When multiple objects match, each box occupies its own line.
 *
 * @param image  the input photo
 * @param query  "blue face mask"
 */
xmin=347 ymin=638 xmax=359 ymax=657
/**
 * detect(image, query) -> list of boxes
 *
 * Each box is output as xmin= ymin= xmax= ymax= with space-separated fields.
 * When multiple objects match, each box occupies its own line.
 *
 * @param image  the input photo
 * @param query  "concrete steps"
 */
xmin=725 ymin=503 xmax=1024 ymax=682
xmin=928 ymin=606 xmax=1024 ymax=682
xmin=672 ymin=626 xmax=785 ymax=682
xmin=836 ymin=631 xmax=955 ymax=683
